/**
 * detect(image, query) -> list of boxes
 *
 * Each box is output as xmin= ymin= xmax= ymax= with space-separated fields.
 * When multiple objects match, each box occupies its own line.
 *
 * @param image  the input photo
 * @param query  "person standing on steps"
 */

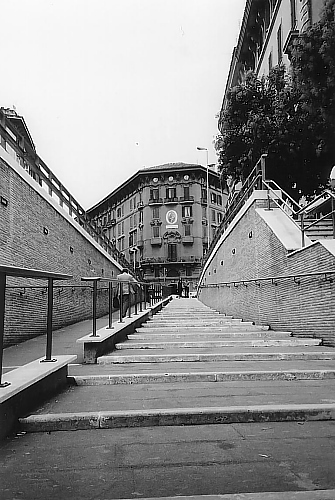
xmin=184 ymin=280 xmax=190 ymax=298
xmin=117 ymin=268 xmax=139 ymax=318
xmin=177 ymin=277 xmax=183 ymax=298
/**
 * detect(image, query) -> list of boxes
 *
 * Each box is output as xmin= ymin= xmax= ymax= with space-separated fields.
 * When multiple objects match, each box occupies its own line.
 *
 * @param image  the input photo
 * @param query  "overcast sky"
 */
xmin=2 ymin=0 xmax=246 ymax=209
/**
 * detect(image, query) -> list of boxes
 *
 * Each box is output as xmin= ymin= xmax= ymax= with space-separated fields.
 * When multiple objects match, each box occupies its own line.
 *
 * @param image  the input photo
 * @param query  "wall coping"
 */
xmin=199 ymin=190 xmax=282 ymax=283
xmin=0 ymin=355 xmax=77 ymax=404
xmin=0 ymin=148 xmax=122 ymax=271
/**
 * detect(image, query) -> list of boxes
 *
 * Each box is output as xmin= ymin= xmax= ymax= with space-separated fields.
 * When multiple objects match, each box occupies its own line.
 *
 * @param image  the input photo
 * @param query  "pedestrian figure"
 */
xmin=116 ymin=268 xmax=139 ymax=317
xmin=177 ymin=277 xmax=183 ymax=298
xmin=184 ymin=280 xmax=190 ymax=298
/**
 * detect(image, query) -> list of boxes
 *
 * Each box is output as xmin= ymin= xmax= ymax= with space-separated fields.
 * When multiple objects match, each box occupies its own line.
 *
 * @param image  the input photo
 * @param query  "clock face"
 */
xmin=166 ymin=210 xmax=177 ymax=224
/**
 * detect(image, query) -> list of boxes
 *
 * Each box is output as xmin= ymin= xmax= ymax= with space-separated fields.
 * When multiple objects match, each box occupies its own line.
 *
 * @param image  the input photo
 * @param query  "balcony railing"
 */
xmin=150 ymin=237 xmax=162 ymax=246
xmin=164 ymin=197 xmax=178 ymax=204
xmin=148 ymin=198 xmax=163 ymax=205
xmin=180 ymin=196 xmax=194 ymax=203
xmin=182 ymin=236 xmax=194 ymax=245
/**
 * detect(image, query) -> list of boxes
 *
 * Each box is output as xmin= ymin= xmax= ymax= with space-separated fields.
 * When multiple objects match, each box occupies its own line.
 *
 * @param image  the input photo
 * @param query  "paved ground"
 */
xmin=1 ymin=298 xmax=335 ymax=499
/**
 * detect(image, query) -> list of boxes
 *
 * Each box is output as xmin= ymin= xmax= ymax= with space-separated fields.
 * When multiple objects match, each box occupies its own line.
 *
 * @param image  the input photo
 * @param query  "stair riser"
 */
xmin=116 ymin=340 xmax=320 ymax=349
xmin=129 ymin=333 xmax=292 ymax=339
xmin=73 ymin=370 xmax=335 ymax=385
xmin=19 ymin=404 xmax=335 ymax=433
xmin=98 ymin=352 xmax=335 ymax=364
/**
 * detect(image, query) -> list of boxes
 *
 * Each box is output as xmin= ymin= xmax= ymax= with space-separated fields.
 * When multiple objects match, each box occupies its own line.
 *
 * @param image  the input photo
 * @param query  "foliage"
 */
xmin=215 ymin=0 xmax=335 ymax=199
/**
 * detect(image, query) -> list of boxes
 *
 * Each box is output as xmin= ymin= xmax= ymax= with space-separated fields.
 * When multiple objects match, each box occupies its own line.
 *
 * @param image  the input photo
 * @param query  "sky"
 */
xmin=1 ymin=0 xmax=246 ymax=209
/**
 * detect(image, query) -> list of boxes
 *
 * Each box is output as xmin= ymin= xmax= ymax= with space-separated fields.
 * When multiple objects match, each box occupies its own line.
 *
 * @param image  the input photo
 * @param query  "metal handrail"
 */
xmin=0 ymin=109 xmax=132 ymax=271
xmin=199 ymin=269 xmax=335 ymax=288
xmin=0 ymin=265 xmax=72 ymax=387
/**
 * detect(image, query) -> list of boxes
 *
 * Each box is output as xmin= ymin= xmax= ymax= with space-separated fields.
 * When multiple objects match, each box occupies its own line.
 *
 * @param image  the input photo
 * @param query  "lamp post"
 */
xmin=197 ymin=147 xmax=210 ymax=250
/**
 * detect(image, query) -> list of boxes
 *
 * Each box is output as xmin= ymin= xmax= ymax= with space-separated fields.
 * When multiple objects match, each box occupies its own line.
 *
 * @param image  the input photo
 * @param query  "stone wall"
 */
xmin=198 ymin=197 xmax=335 ymax=346
xmin=0 ymin=152 xmax=121 ymax=346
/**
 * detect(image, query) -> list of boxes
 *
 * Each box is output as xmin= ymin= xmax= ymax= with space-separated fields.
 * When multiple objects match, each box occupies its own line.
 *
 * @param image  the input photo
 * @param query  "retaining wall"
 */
xmin=198 ymin=196 xmax=335 ymax=346
xmin=0 ymin=150 xmax=121 ymax=346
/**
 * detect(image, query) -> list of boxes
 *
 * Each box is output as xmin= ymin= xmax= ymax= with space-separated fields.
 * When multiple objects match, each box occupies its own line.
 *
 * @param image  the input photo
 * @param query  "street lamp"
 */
xmin=197 ymin=147 xmax=210 ymax=250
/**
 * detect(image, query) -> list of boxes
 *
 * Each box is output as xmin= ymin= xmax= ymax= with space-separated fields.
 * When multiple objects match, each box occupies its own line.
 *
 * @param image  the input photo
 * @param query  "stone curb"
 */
xmin=114 ymin=492 xmax=335 ymax=500
xmin=71 ymin=369 xmax=335 ymax=385
xmin=114 ymin=339 xmax=321 ymax=349
xmin=19 ymin=403 xmax=335 ymax=432
xmin=97 ymin=351 xmax=335 ymax=364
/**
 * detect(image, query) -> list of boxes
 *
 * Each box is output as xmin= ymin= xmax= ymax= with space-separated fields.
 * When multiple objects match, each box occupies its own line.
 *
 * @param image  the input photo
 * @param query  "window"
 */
xmin=153 ymin=226 xmax=160 ymax=238
xmin=201 ymin=188 xmax=207 ymax=200
xmin=277 ymin=24 xmax=282 ymax=64
xmin=166 ymin=187 xmax=176 ymax=199
xmin=217 ymin=212 xmax=223 ymax=224
xmin=184 ymin=224 xmax=191 ymax=236
xmin=202 ymin=225 xmax=207 ymax=238
xmin=139 ymin=211 xmax=143 ymax=223
xmin=133 ymin=230 xmax=137 ymax=245
xmin=202 ymin=206 xmax=207 ymax=218
xmin=150 ymin=188 xmax=159 ymax=200
xmin=130 ymin=199 xmax=133 ymax=211
xmin=211 ymin=192 xmax=217 ymax=204
xmin=184 ymin=186 xmax=190 ymax=200
xmin=122 ymin=221 xmax=124 ymax=234
xmin=129 ymin=233 xmax=134 ymax=247
xmin=152 ymin=207 xmax=160 ymax=219
xmin=118 ymin=236 xmax=125 ymax=251
xmin=217 ymin=194 xmax=222 ymax=206
xmin=117 ymin=207 xmax=121 ymax=218
xmin=154 ymin=267 xmax=160 ymax=278
xmin=168 ymin=243 xmax=177 ymax=261
xmin=182 ymin=206 xmax=192 ymax=218
xmin=212 ymin=226 xmax=216 ymax=239
xmin=117 ymin=223 xmax=121 ymax=236
xmin=186 ymin=267 xmax=192 ymax=277
xmin=133 ymin=213 xmax=137 ymax=226
xmin=121 ymin=204 xmax=124 ymax=217
xmin=129 ymin=215 xmax=133 ymax=229
xmin=211 ymin=209 xmax=216 ymax=223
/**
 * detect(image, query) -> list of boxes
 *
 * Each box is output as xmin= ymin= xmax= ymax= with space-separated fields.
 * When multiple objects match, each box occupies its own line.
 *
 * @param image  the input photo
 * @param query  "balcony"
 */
xmin=137 ymin=239 xmax=144 ymax=248
xmin=150 ymin=237 xmax=162 ymax=246
xmin=164 ymin=197 xmax=178 ymax=204
xmin=179 ymin=196 xmax=194 ymax=204
xmin=148 ymin=197 xmax=163 ymax=205
xmin=182 ymin=236 xmax=194 ymax=245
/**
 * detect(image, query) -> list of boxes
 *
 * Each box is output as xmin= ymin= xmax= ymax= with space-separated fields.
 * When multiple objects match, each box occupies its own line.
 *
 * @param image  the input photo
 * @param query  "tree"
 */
xmin=215 ymin=0 xmax=335 ymax=199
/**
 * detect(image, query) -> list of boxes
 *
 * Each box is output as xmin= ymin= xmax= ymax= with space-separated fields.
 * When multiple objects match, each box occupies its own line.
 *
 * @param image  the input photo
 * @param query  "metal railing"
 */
xmin=81 ymin=278 xmax=167 ymax=338
xmin=0 ymin=265 xmax=72 ymax=387
xmin=199 ymin=269 xmax=335 ymax=289
xmin=204 ymin=154 xmax=335 ymax=266
xmin=0 ymin=109 xmax=131 ymax=271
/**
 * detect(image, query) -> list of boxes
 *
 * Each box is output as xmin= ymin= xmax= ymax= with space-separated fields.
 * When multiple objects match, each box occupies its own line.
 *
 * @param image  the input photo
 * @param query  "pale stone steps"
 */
xmin=114 ymin=339 xmax=321 ymax=350
xmin=146 ymin=319 xmax=255 ymax=326
xmin=142 ymin=324 xmax=270 ymax=331
xmin=98 ymin=347 xmax=335 ymax=365
xmin=128 ymin=331 xmax=292 ymax=340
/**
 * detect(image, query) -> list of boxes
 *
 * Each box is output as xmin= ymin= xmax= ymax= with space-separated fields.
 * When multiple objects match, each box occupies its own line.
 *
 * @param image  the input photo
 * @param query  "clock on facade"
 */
xmin=166 ymin=210 xmax=177 ymax=224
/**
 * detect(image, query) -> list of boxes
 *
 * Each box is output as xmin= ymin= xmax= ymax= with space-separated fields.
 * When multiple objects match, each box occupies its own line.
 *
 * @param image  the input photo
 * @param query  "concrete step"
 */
xmin=143 ymin=324 xmax=270 ymax=331
xmin=147 ymin=319 xmax=254 ymax=325
xmin=128 ymin=331 xmax=293 ymax=340
xmin=72 ymin=369 xmax=335 ymax=385
xmin=98 ymin=347 xmax=335 ymax=364
xmin=115 ymin=339 xmax=322 ymax=350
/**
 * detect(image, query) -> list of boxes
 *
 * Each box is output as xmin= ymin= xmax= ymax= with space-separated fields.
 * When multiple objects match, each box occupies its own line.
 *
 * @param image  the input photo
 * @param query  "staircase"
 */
xmin=298 ymin=218 xmax=335 ymax=241
xmin=20 ymin=298 xmax=335 ymax=428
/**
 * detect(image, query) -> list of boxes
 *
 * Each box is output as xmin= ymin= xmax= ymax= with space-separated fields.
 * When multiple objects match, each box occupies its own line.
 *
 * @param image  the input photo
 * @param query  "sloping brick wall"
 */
xmin=0 ymin=156 xmax=120 ymax=346
xmin=199 ymin=200 xmax=335 ymax=346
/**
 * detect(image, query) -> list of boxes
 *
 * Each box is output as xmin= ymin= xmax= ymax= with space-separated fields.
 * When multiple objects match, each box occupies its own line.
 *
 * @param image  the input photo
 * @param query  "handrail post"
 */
xmin=128 ymin=288 xmax=132 ymax=318
xmin=260 ymin=154 xmax=267 ymax=186
xmin=42 ymin=277 xmax=56 ymax=361
xmin=134 ymin=288 xmax=138 ymax=315
xmin=301 ymin=212 xmax=305 ymax=248
xmin=332 ymin=197 xmax=335 ymax=238
xmin=0 ymin=272 xmax=10 ymax=387
xmin=119 ymin=282 xmax=124 ymax=323
xmin=92 ymin=279 xmax=98 ymax=337
xmin=139 ymin=284 xmax=143 ymax=312
xmin=108 ymin=281 xmax=114 ymax=329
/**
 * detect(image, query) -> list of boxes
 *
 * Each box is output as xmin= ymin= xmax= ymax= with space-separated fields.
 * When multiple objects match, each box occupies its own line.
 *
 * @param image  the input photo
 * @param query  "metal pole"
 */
xmin=43 ymin=277 xmax=55 ymax=361
xmin=0 ymin=272 xmax=10 ymax=387
xmin=108 ymin=282 xmax=114 ymax=329
xmin=332 ymin=197 xmax=335 ymax=238
xmin=134 ymin=288 xmax=138 ymax=315
xmin=206 ymin=151 xmax=210 ymax=250
xmin=119 ymin=282 xmax=124 ymax=322
xmin=139 ymin=285 xmax=143 ymax=312
xmin=128 ymin=288 xmax=132 ymax=318
xmin=301 ymin=212 xmax=305 ymax=248
xmin=91 ymin=279 xmax=98 ymax=337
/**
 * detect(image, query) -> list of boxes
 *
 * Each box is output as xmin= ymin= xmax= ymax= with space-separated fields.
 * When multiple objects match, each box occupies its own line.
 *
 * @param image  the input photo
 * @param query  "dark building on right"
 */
xmin=219 ymin=0 xmax=324 ymax=124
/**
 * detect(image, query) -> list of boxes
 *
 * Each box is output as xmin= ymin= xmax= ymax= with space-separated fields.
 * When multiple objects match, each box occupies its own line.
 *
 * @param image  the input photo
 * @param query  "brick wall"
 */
xmin=199 ymin=199 xmax=335 ymax=346
xmin=0 ymin=155 xmax=121 ymax=346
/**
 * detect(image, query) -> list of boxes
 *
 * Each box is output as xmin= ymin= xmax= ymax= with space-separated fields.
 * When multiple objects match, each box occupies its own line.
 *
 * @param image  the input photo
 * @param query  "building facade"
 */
xmin=219 ymin=0 xmax=324 ymax=125
xmin=87 ymin=163 xmax=227 ymax=290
